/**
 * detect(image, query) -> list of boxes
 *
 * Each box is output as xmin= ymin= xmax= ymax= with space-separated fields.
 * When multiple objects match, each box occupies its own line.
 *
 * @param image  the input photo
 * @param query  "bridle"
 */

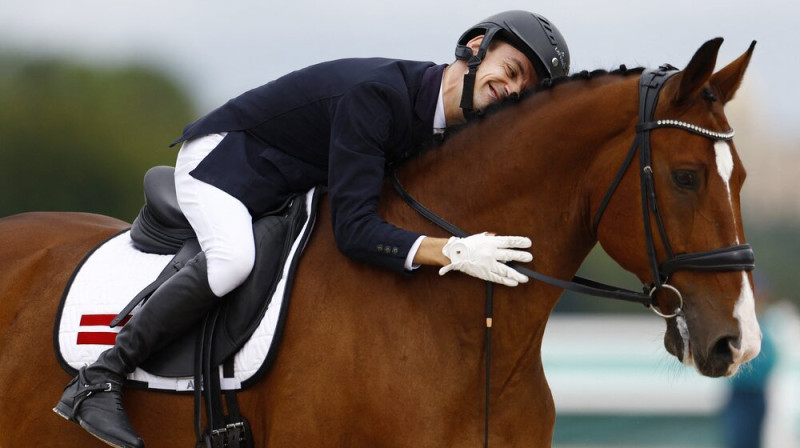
xmin=390 ymin=64 xmax=755 ymax=448
xmin=591 ymin=64 xmax=755 ymax=316
xmin=392 ymin=64 xmax=755 ymax=317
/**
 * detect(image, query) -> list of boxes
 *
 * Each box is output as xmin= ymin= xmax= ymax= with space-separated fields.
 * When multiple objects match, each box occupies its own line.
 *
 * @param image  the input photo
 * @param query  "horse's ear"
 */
xmin=710 ymin=41 xmax=757 ymax=104
xmin=675 ymin=38 xmax=724 ymax=104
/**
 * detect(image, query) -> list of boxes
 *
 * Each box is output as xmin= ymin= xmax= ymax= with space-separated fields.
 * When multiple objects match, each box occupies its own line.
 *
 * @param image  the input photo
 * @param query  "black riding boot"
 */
xmin=54 ymin=253 xmax=219 ymax=448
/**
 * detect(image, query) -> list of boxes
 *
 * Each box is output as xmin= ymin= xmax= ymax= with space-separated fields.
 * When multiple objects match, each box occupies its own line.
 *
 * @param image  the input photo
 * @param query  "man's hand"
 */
xmin=439 ymin=232 xmax=532 ymax=287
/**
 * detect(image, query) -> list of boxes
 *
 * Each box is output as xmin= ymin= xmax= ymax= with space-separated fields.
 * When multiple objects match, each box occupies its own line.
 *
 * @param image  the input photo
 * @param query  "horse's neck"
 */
xmin=390 ymin=75 xmax=640 ymax=386
xmin=398 ymin=75 xmax=638 ymax=280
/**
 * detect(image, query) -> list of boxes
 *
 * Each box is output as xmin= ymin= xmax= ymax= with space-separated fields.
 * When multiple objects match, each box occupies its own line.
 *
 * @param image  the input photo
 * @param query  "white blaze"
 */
xmin=714 ymin=141 xmax=761 ymax=374
xmin=714 ymin=141 xmax=739 ymax=244
xmin=731 ymin=272 xmax=761 ymax=371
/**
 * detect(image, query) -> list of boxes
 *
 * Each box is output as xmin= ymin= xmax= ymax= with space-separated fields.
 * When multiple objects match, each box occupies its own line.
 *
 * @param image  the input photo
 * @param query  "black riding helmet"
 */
xmin=455 ymin=10 xmax=571 ymax=115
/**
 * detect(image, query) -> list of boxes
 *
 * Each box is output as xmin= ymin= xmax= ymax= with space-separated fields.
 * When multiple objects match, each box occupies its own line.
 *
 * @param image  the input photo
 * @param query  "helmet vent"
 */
xmin=536 ymin=17 xmax=559 ymax=46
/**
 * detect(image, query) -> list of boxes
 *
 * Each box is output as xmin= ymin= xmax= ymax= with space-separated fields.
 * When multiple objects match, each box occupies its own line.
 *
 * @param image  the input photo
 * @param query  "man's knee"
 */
xmin=206 ymin=253 xmax=255 ymax=297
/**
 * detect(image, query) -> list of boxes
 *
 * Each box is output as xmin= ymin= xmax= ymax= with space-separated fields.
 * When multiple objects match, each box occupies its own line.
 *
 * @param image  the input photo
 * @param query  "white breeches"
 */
xmin=174 ymin=133 xmax=255 ymax=297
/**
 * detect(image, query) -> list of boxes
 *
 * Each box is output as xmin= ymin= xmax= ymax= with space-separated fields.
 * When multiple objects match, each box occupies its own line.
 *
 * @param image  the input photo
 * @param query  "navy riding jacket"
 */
xmin=172 ymin=58 xmax=446 ymax=272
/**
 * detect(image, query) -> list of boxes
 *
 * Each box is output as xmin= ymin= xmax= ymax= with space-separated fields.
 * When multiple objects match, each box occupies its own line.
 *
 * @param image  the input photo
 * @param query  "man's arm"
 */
xmin=412 ymin=237 xmax=450 ymax=267
xmin=416 ymin=234 xmax=533 ymax=287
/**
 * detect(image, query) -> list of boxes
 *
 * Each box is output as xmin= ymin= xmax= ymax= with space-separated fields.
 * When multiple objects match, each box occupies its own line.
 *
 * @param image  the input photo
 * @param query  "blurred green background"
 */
xmin=0 ymin=51 xmax=192 ymax=222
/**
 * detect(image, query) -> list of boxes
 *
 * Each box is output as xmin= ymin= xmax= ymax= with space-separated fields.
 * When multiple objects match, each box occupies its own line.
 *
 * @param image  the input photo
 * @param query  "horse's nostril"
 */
xmin=710 ymin=335 xmax=737 ymax=361
xmin=729 ymin=335 xmax=742 ymax=351
xmin=697 ymin=335 xmax=738 ymax=377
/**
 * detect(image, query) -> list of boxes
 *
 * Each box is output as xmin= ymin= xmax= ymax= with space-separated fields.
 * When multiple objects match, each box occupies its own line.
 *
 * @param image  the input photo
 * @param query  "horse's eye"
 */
xmin=672 ymin=170 xmax=699 ymax=190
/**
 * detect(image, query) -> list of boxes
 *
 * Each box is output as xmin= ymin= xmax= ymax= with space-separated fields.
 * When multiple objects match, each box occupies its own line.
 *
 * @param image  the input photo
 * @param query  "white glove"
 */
xmin=439 ymin=232 xmax=533 ymax=287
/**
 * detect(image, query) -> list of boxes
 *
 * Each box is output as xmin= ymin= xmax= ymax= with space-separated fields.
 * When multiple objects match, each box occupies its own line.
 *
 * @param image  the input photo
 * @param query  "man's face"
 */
xmin=469 ymin=38 xmax=537 ymax=112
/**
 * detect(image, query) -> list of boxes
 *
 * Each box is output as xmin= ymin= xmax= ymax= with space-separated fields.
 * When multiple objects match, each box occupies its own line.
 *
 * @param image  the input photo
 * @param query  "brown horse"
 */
xmin=0 ymin=38 xmax=759 ymax=447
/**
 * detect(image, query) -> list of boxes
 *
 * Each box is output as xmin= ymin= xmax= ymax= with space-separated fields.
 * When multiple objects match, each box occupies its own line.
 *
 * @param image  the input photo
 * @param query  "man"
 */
xmin=54 ymin=10 xmax=570 ymax=448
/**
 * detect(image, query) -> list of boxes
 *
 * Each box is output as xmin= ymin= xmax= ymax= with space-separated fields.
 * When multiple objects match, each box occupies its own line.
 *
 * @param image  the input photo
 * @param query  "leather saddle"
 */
xmin=123 ymin=166 xmax=318 ymax=377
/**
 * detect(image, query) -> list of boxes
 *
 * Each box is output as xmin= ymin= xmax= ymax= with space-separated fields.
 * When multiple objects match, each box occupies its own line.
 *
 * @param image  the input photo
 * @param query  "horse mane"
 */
xmin=439 ymin=65 xmax=646 ymax=142
xmin=390 ymin=63 xmax=648 ymax=208
xmin=388 ymin=63 xmax=649 ymax=233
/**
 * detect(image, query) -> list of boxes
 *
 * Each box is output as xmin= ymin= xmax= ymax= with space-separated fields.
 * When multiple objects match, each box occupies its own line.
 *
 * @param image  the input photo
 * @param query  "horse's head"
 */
xmin=594 ymin=38 xmax=760 ymax=377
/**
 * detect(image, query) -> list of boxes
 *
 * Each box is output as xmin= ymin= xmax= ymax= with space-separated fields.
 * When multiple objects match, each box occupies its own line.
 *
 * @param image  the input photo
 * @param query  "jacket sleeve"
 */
xmin=327 ymin=81 xmax=422 ymax=272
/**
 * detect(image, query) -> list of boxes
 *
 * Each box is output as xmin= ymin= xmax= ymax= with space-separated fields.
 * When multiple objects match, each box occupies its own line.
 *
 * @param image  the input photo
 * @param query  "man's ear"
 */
xmin=465 ymin=35 xmax=485 ymax=56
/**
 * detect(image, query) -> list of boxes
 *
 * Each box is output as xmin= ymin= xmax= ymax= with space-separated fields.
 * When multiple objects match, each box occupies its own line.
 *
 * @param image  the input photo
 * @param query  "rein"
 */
xmin=391 ymin=64 xmax=755 ymax=447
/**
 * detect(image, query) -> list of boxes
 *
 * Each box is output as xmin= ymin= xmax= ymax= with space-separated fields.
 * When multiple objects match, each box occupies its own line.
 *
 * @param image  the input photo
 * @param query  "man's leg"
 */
xmin=54 ymin=253 xmax=219 ymax=448
xmin=53 ymin=134 xmax=256 ymax=448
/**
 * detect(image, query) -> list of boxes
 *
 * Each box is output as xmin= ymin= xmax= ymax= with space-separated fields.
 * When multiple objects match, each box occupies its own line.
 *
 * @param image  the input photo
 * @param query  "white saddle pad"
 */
xmin=55 ymin=188 xmax=316 ymax=391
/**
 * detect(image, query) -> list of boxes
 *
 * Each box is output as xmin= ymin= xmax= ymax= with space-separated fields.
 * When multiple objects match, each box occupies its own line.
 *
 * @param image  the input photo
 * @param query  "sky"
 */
xmin=1 ymin=0 xmax=799 ymax=142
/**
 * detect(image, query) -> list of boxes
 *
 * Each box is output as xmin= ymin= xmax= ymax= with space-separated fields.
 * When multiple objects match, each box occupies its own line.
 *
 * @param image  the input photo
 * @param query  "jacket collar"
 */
xmin=414 ymin=64 xmax=447 ymax=129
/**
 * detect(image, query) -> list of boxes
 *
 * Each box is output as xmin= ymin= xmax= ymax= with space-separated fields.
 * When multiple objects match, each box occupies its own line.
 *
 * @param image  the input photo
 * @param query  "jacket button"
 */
xmin=391 ymin=247 xmax=399 ymax=255
xmin=376 ymin=244 xmax=384 ymax=253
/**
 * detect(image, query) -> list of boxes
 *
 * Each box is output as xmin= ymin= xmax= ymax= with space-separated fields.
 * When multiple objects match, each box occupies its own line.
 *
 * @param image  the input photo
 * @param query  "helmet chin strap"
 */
xmin=457 ymin=28 xmax=500 ymax=119
xmin=459 ymin=59 xmax=480 ymax=119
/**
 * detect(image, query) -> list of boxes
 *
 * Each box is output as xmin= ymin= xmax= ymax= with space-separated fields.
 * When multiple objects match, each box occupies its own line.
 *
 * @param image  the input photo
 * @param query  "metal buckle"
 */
xmin=209 ymin=428 xmax=226 ymax=448
xmin=648 ymin=283 xmax=683 ymax=319
xmin=208 ymin=422 xmax=247 ymax=448
xmin=226 ymin=422 xmax=245 ymax=447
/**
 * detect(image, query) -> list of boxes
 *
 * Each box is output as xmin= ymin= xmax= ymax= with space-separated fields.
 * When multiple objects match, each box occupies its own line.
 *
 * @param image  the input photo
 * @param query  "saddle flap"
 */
xmin=56 ymin=187 xmax=322 ymax=392
xmin=140 ymin=188 xmax=318 ymax=378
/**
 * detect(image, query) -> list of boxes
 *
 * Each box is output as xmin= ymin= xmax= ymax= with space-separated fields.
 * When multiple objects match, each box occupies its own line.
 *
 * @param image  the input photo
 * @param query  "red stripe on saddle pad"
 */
xmin=77 ymin=332 xmax=117 ymax=345
xmin=76 ymin=314 xmax=130 ymax=345
xmin=79 ymin=314 xmax=131 ymax=326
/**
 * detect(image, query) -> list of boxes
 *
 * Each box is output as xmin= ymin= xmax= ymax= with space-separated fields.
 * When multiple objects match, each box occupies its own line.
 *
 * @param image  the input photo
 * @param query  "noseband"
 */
xmin=392 ymin=64 xmax=755 ymax=317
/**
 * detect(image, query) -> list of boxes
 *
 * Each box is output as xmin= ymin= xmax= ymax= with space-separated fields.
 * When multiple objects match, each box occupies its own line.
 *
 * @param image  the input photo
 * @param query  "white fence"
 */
xmin=541 ymin=304 xmax=800 ymax=447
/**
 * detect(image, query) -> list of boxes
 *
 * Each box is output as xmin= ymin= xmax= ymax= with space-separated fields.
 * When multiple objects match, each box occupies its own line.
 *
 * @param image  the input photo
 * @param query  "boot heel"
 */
xmin=53 ymin=402 xmax=75 ymax=422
